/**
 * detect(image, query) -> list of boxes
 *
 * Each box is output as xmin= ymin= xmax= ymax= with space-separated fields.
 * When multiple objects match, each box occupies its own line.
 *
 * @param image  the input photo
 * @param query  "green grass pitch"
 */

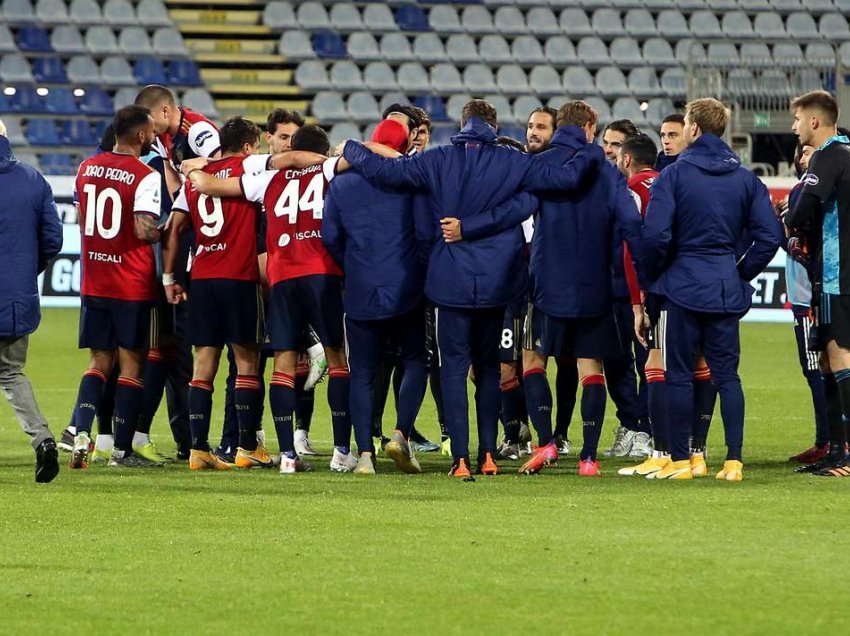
xmin=0 ymin=309 xmax=843 ymax=634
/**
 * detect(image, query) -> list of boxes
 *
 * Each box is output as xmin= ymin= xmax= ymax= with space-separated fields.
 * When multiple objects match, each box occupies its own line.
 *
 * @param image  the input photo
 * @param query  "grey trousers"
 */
xmin=0 ymin=335 xmax=53 ymax=449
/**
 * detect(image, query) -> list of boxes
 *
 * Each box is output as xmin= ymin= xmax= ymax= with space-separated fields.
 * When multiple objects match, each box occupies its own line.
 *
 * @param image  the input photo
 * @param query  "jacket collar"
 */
xmin=549 ymin=125 xmax=586 ymax=151
xmin=450 ymin=117 xmax=498 ymax=146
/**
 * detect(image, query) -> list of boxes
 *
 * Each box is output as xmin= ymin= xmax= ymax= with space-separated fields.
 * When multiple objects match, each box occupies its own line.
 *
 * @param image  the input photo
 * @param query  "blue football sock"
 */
xmin=235 ymin=375 xmax=262 ymax=451
xmin=579 ymin=375 xmax=606 ymax=461
xmin=113 ymin=376 xmax=144 ymax=453
xmin=187 ymin=380 xmax=213 ymax=452
xmin=74 ymin=368 xmax=106 ymax=435
xmin=270 ymin=372 xmax=296 ymax=454
xmin=328 ymin=367 xmax=352 ymax=450
xmin=523 ymin=368 xmax=554 ymax=446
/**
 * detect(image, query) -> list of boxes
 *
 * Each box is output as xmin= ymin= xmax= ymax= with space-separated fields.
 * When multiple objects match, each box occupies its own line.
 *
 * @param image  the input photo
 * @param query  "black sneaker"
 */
xmin=813 ymin=458 xmax=850 ymax=477
xmin=795 ymin=455 xmax=844 ymax=474
xmin=57 ymin=427 xmax=74 ymax=453
xmin=409 ymin=427 xmax=439 ymax=453
xmin=35 ymin=439 xmax=59 ymax=483
xmin=107 ymin=452 xmax=165 ymax=468
xmin=212 ymin=446 xmax=236 ymax=464
xmin=175 ymin=447 xmax=191 ymax=461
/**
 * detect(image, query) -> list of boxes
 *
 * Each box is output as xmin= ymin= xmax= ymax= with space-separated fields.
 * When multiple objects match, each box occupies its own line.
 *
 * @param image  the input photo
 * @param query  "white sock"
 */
xmin=112 ymin=448 xmax=126 ymax=459
xmin=67 ymin=425 xmax=77 ymax=435
xmin=94 ymin=434 xmax=114 ymax=451
xmin=294 ymin=429 xmax=307 ymax=442
xmin=132 ymin=432 xmax=150 ymax=447
xmin=652 ymin=450 xmax=666 ymax=459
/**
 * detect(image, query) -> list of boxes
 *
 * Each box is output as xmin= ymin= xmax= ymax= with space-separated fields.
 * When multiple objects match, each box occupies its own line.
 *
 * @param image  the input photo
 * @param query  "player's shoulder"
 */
xmin=181 ymin=107 xmax=217 ymax=129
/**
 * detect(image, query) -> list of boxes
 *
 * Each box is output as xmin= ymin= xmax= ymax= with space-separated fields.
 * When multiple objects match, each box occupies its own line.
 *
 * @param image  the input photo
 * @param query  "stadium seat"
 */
xmin=414 ymin=94 xmax=448 ymax=121
xmin=806 ymin=43 xmax=836 ymax=66
xmin=595 ymin=66 xmax=629 ymax=98
xmin=2 ymin=0 xmax=36 ymax=23
xmin=494 ymin=6 xmax=525 ymax=34
xmin=119 ymin=27 xmax=151 ymax=55
xmin=740 ymin=43 xmax=773 ymax=67
xmin=104 ymin=0 xmax=137 ymax=26
xmin=430 ymin=63 xmax=463 ymax=93
xmin=40 ymin=154 xmax=77 ymax=175
xmin=66 ymin=54 xmax=100 ymax=83
xmin=379 ymin=33 xmax=413 ymax=63
xmin=8 ymin=86 xmax=44 ymax=112
xmin=496 ymin=65 xmax=529 ymax=96
xmin=463 ymin=63 xmax=497 ymax=94
xmin=330 ymin=3 xmax=362 ymax=32
xmin=399 ymin=61 xmax=431 ymax=92
xmin=362 ymin=4 xmax=398 ymax=32
xmin=430 ymin=126 xmax=453 ymax=146
xmin=563 ymin=66 xmax=595 ymax=96
xmin=512 ymin=35 xmax=545 ymax=65
xmin=642 ymin=38 xmax=676 ymax=67
xmin=378 ymin=91 xmax=408 ymax=115
xmin=134 ymin=56 xmax=167 ymax=84
xmin=739 ymin=0 xmax=771 ymax=9
xmin=753 ymin=12 xmax=786 ymax=39
xmin=591 ymin=9 xmax=624 ymax=39
xmin=793 ymin=69 xmax=824 ymax=94
xmin=819 ymin=13 xmax=850 ymax=40
xmin=86 ymin=26 xmax=119 ymax=56
xmin=78 ymin=86 xmax=113 ymax=115
xmin=585 ymin=97 xmax=611 ymax=123
xmin=773 ymin=42 xmax=805 ymax=66
xmin=51 ymin=26 xmax=86 ymax=54
xmin=836 ymin=0 xmax=850 ymax=12
xmin=2 ymin=117 xmax=26 ymax=144
xmin=34 ymin=0 xmax=67 ymax=25
xmin=660 ymin=67 xmax=687 ymax=97
xmin=513 ymin=94 xmax=541 ymax=123
xmin=297 ymin=2 xmax=329 ymax=30
xmin=311 ymin=91 xmax=346 ymax=122
xmin=529 ymin=65 xmax=562 ymax=97
xmin=279 ymin=31 xmax=314 ymax=60
xmin=168 ymin=58 xmax=202 ymax=86
xmin=628 ymin=67 xmax=663 ymax=97
xmin=137 ymin=0 xmax=170 ymax=28
xmin=328 ymin=122 xmax=361 ymax=148
xmin=62 ymin=119 xmax=96 ymax=145
xmin=33 ymin=57 xmax=67 ymax=82
xmin=445 ymin=93 xmax=472 ymax=121
xmin=478 ymin=34 xmax=512 ymax=64
xmin=69 ymin=0 xmax=102 ymax=25
xmin=610 ymin=37 xmax=642 ymax=68
xmin=17 ymin=26 xmax=52 ymax=52
xmin=446 ymin=34 xmax=479 ymax=63
xmin=707 ymin=42 xmax=740 ymax=65
xmin=805 ymin=0 xmax=836 ymax=13
xmin=771 ymin=0 xmax=803 ymax=12
xmin=312 ymin=31 xmax=346 ymax=58
xmin=545 ymin=36 xmax=576 ymax=66
xmin=263 ymin=1 xmax=297 ymax=30
xmin=100 ymin=56 xmax=133 ymax=85
xmin=0 ymin=54 xmax=34 ymax=82
xmin=722 ymin=11 xmax=754 ymax=38
xmin=429 ymin=6 xmax=462 ymax=33
xmin=395 ymin=5 xmax=429 ymax=32
xmin=461 ymin=5 xmax=494 ymax=33
xmin=0 ymin=25 xmax=15 ymax=53
xmin=559 ymin=9 xmax=593 ymax=38
xmin=576 ymin=37 xmax=610 ymax=67
xmin=526 ymin=7 xmax=560 ymax=36
xmin=329 ymin=60 xmax=363 ymax=91
xmin=363 ymin=61 xmax=397 ymax=91
xmin=656 ymin=10 xmax=690 ymax=38
xmin=412 ymin=33 xmax=447 ymax=63
xmin=624 ymin=9 xmax=656 ymax=38
xmin=347 ymin=91 xmax=380 ymax=122
xmin=690 ymin=10 xmax=722 ymax=38
xmin=675 ymin=39 xmax=705 ymax=65
xmin=294 ymin=60 xmax=329 ymax=90
xmin=347 ymin=32 xmax=380 ymax=62
xmin=27 ymin=119 xmax=61 ymax=145
xmin=153 ymin=28 xmax=189 ymax=57
xmin=44 ymin=87 xmax=78 ymax=114
xmin=483 ymin=94 xmax=514 ymax=124
xmin=841 ymin=41 xmax=850 ymax=67
xmin=645 ymin=97 xmax=675 ymax=127
xmin=760 ymin=69 xmax=791 ymax=97
xmin=787 ymin=12 xmax=819 ymax=39
xmin=612 ymin=97 xmax=647 ymax=126
xmin=111 ymin=85 xmax=137 ymax=108
xmin=673 ymin=0 xmax=709 ymax=10
xmin=182 ymin=88 xmax=218 ymax=118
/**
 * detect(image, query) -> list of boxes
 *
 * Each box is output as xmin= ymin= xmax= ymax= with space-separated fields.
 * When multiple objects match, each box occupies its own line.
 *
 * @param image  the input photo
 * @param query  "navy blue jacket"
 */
xmin=342 ymin=118 xmax=604 ymax=308
xmin=0 ymin=137 xmax=62 ymax=337
xmin=322 ymin=172 xmax=431 ymax=321
xmin=531 ymin=126 xmax=642 ymax=318
xmin=655 ymin=151 xmax=678 ymax=172
xmin=639 ymin=134 xmax=783 ymax=315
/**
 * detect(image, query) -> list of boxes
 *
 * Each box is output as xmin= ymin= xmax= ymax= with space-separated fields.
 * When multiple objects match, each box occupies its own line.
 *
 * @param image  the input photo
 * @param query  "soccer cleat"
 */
xmin=795 ymin=455 xmax=840 ymax=473
xmin=629 ymin=432 xmax=652 ymax=459
xmin=107 ymin=452 xmax=164 ymax=468
xmin=518 ymin=442 xmax=558 ymax=474
xmin=58 ymin=427 xmax=75 ymax=452
xmin=330 ymin=448 xmax=358 ymax=473
xmin=449 ymin=457 xmax=472 ymax=478
xmin=440 ymin=436 xmax=452 ymax=456
xmin=279 ymin=454 xmax=314 ymax=474
xmin=235 ymin=446 xmax=274 ymax=469
xmin=518 ymin=422 xmax=532 ymax=445
xmin=789 ymin=445 xmax=829 ymax=464
xmin=654 ymin=459 xmax=693 ymax=480
xmin=578 ymin=459 xmax=601 ymax=476
xmin=554 ymin=435 xmax=571 ymax=456
xmin=353 ymin=452 xmax=376 ymax=475
xmin=304 ymin=343 xmax=328 ymax=391
xmin=409 ymin=428 xmax=440 ymax=453
xmin=715 ymin=460 xmax=744 ymax=481
xmin=293 ymin=429 xmax=318 ymax=456
xmin=476 ymin=452 xmax=499 ymax=476
xmin=384 ymin=431 xmax=422 ymax=474
xmin=90 ymin=448 xmax=113 ymax=464
xmin=619 ymin=455 xmax=670 ymax=477
xmin=35 ymin=439 xmax=59 ymax=483
xmin=604 ymin=426 xmax=636 ymax=457
xmin=495 ymin=442 xmax=520 ymax=461
xmin=133 ymin=439 xmax=170 ymax=463
xmin=212 ymin=446 xmax=236 ymax=464
xmin=69 ymin=432 xmax=92 ymax=469
xmin=690 ymin=452 xmax=708 ymax=478
xmin=189 ymin=449 xmax=232 ymax=471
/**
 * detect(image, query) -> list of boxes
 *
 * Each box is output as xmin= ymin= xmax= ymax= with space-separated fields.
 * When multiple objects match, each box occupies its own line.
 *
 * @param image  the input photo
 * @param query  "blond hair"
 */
xmin=685 ymin=98 xmax=731 ymax=137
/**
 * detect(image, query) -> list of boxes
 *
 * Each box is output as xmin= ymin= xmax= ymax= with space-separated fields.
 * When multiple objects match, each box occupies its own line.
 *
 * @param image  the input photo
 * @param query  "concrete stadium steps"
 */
xmin=167 ymin=0 xmax=300 ymax=126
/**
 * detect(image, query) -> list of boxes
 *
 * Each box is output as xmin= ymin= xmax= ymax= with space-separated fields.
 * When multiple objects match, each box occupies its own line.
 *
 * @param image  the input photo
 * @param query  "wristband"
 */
xmin=162 ymin=273 xmax=175 ymax=286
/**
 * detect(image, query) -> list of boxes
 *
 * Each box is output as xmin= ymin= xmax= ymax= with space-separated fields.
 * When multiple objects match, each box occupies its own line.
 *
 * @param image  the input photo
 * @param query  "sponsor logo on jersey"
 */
xmin=803 ymin=173 xmax=820 ymax=187
xmin=196 ymin=130 xmax=213 ymax=148
xmin=278 ymin=234 xmax=292 ymax=247
xmin=88 ymin=251 xmax=123 ymax=263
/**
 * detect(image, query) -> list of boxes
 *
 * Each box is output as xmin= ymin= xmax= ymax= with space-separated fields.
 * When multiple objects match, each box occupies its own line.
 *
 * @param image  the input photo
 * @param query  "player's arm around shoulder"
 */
xmin=181 ymin=161 xmax=242 ymax=197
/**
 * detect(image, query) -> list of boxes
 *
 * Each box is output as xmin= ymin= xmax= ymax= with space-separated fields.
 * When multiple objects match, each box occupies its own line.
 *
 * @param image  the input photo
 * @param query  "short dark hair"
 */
xmin=528 ymin=106 xmax=557 ymax=128
xmin=266 ymin=108 xmax=304 ymax=133
xmin=461 ymin=99 xmax=498 ymax=129
xmin=291 ymin=124 xmax=330 ymax=155
xmin=134 ymin=84 xmax=175 ymax=109
xmin=604 ymin=119 xmax=640 ymax=139
xmin=411 ymin=106 xmax=431 ymax=131
xmin=220 ymin=116 xmax=261 ymax=154
xmin=382 ymin=103 xmax=421 ymax=131
xmin=98 ymin=124 xmax=115 ymax=152
xmin=662 ymin=113 xmax=685 ymax=126
xmin=556 ymin=100 xmax=597 ymax=129
xmin=496 ymin=136 xmax=525 ymax=152
xmin=113 ymin=105 xmax=151 ymax=141
xmin=621 ymin=134 xmax=658 ymax=169
xmin=791 ymin=90 xmax=839 ymax=127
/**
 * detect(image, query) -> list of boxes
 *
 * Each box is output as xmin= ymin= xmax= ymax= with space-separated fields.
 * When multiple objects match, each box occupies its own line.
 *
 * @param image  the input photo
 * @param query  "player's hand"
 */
xmin=441 ymin=218 xmax=462 ymax=243
xmin=164 ymin=283 xmax=187 ymax=304
xmin=633 ymin=304 xmax=649 ymax=349
xmin=180 ymin=157 xmax=209 ymax=177
xmin=775 ymin=196 xmax=789 ymax=220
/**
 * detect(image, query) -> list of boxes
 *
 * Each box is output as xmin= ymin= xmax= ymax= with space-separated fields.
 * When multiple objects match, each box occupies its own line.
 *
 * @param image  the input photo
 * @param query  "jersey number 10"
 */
xmin=82 ymin=184 xmax=121 ymax=240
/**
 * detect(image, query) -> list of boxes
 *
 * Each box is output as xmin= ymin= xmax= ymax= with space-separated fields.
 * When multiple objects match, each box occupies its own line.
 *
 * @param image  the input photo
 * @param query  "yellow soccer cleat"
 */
xmin=715 ymin=460 xmax=744 ymax=481
xmin=235 ymin=445 xmax=274 ymax=469
xmin=690 ymin=452 xmax=708 ymax=478
xmin=189 ymin=449 xmax=233 ymax=471
xmin=619 ymin=455 xmax=670 ymax=477
xmin=653 ymin=459 xmax=693 ymax=480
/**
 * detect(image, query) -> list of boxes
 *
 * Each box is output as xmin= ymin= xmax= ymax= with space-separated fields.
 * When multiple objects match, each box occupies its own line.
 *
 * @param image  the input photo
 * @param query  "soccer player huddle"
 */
xmin=70 ymin=81 xmax=850 ymax=483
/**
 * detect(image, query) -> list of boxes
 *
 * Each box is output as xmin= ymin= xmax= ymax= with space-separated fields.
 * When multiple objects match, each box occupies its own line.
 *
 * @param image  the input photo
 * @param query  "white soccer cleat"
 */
xmin=279 ymin=453 xmax=313 ymax=474
xmin=604 ymin=426 xmax=636 ymax=457
xmin=294 ymin=429 xmax=317 ymax=456
xmin=629 ymin=432 xmax=652 ymax=459
xmin=304 ymin=343 xmax=328 ymax=391
xmin=329 ymin=447 xmax=357 ymax=473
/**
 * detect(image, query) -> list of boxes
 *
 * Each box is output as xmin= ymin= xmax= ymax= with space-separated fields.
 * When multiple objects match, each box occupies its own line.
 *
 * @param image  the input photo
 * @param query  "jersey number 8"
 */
xmin=82 ymin=184 xmax=121 ymax=240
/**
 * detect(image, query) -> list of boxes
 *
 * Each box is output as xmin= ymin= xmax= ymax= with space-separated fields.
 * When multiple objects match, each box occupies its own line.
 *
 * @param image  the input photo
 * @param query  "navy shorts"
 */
xmin=79 ymin=296 xmax=155 ymax=351
xmin=524 ymin=304 xmax=619 ymax=359
xmin=188 ymin=279 xmax=264 ymax=348
xmin=500 ymin=299 xmax=526 ymax=363
xmin=267 ymin=274 xmax=344 ymax=351
xmin=645 ymin=293 xmax=664 ymax=350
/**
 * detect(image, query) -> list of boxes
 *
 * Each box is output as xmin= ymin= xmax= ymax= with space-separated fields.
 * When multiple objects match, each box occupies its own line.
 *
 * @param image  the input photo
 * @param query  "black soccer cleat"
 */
xmin=57 ymin=427 xmax=74 ymax=453
xmin=35 ymin=439 xmax=60 ymax=483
